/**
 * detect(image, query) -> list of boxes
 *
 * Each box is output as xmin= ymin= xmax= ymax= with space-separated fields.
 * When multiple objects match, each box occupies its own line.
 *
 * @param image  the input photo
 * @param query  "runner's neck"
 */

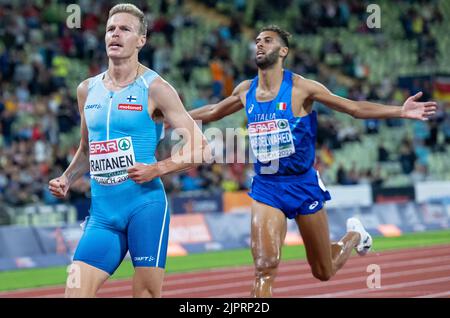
xmin=258 ymin=67 xmax=284 ymax=93
xmin=107 ymin=59 xmax=141 ymax=86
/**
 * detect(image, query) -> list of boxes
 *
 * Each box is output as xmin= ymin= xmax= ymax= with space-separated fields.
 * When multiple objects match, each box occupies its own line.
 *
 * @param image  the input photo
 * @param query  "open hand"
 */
xmin=402 ymin=91 xmax=437 ymax=121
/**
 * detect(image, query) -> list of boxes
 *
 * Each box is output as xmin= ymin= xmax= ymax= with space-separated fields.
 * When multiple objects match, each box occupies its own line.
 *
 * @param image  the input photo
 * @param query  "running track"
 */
xmin=1 ymin=245 xmax=449 ymax=298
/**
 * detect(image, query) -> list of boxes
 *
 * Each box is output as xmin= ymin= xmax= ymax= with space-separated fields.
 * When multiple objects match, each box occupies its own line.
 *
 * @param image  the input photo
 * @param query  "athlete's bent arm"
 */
xmin=127 ymin=78 xmax=212 ymax=184
xmin=188 ymin=80 xmax=250 ymax=123
xmin=301 ymin=78 xmax=437 ymax=120
xmin=48 ymin=80 xmax=91 ymax=198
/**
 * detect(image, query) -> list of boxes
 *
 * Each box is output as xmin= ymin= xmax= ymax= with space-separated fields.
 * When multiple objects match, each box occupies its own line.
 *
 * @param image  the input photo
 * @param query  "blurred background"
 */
xmin=0 ymin=0 xmax=449 ymax=289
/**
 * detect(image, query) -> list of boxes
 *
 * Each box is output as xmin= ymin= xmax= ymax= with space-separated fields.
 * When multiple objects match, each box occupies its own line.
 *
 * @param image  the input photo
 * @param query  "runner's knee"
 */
xmin=133 ymin=269 xmax=164 ymax=298
xmin=254 ymin=256 xmax=280 ymax=277
xmin=311 ymin=265 xmax=333 ymax=281
xmin=135 ymin=287 xmax=161 ymax=298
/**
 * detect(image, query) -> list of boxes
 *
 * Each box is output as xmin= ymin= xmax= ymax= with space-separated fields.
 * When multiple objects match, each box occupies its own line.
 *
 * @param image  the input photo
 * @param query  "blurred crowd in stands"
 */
xmin=1 ymin=0 xmax=449 ymax=207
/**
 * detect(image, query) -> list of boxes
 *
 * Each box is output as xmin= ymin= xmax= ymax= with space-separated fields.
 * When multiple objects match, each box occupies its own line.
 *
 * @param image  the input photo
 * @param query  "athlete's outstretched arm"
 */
xmin=48 ymin=80 xmax=91 ymax=198
xmin=127 ymin=78 xmax=211 ymax=184
xmin=188 ymin=80 xmax=249 ymax=123
xmin=302 ymin=78 xmax=437 ymax=120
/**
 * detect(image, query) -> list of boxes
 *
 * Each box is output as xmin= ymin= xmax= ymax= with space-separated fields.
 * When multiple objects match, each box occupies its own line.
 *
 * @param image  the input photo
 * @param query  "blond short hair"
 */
xmin=108 ymin=3 xmax=147 ymax=36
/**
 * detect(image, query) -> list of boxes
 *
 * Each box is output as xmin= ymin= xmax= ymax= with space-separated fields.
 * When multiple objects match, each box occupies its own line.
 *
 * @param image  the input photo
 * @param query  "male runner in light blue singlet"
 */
xmin=189 ymin=25 xmax=437 ymax=297
xmin=48 ymin=4 xmax=210 ymax=298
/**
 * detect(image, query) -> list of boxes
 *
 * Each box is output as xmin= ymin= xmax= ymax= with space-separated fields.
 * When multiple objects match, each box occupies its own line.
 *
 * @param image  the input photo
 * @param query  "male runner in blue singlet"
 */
xmin=48 ymin=4 xmax=210 ymax=298
xmin=189 ymin=25 xmax=437 ymax=297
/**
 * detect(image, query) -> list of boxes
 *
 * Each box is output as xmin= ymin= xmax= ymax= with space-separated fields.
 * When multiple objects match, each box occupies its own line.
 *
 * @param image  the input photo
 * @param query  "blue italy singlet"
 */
xmin=246 ymin=70 xmax=331 ymax=218
xmin=73 ymin=69 xmax=170 ymax=274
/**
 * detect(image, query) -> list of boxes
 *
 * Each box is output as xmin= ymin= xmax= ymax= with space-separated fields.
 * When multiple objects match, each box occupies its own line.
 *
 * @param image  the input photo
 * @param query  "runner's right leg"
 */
xmin=65 ymin=261 xmax=109 ymax=297
xmin=68 ymin=218 xmax=128 ymax=297
xmin=251 ymin=200 xmax=287 ymax=298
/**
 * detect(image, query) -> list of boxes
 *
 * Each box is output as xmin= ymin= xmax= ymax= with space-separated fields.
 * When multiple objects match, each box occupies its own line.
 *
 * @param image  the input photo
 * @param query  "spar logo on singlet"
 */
xmin=90 ymin=140 xmax=118 ymax=155
xmin=118 ymin=138 xmax=131 ymax=151
xmin=89 ymin=137 xmax=135 ymax=185
xmin=248 ymin=119 xmax=295 ymax=162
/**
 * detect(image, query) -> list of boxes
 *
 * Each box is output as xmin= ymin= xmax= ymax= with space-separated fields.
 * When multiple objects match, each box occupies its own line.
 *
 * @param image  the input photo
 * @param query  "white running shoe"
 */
xmin=346 ymin=217 xmax=373 ymax=256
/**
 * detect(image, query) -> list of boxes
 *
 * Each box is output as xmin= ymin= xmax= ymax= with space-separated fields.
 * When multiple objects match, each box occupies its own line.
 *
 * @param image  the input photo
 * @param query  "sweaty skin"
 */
xmin=251 ymin=201 xmax=287 ymax=297
xmin=189 ymin=29 xmax=436 ymax=297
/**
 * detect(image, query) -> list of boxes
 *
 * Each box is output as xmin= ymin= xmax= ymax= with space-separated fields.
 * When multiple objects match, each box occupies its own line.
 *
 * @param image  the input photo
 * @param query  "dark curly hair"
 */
xmin=259 ymin=25 xmax=291 ymax=48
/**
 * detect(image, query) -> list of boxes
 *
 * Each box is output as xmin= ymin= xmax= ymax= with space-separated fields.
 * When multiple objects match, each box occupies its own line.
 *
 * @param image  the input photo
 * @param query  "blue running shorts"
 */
xmin=249 ymin=167 xmax=331 ymax=219
xmin=73 ymin=180 xmax=169 ymax=275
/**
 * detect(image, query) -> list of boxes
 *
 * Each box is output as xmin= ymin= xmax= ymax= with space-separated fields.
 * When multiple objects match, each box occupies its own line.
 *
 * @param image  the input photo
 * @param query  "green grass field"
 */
xmin=0 ymin=229 xmax=449 ymax=292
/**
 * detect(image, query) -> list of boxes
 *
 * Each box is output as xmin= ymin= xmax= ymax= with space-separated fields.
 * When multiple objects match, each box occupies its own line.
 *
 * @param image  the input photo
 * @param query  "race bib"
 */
xmin=89 ymin=136 xmax=135 ymax=185
xmin=248 ymin=119 xmax=295 ymax=162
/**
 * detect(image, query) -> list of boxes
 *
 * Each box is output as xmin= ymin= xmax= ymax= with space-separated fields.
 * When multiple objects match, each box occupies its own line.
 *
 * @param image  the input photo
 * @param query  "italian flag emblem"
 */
xmin=277 ymin=102 xmax=287 ymax=110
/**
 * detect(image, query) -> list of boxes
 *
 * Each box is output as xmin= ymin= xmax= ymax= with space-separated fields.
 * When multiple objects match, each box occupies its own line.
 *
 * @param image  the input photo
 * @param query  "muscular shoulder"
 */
xmin=76 ymin=78 xmax=92 ymax=113
xmin=147 ymin=76 xmax=183 ymax=114
xmin=77 ymin=78 xmax=91 ymax=97
xmin=148 ymin=75 xmax=169 ymax=89
xmin=77 ymin=77 xmax=99 ymax=100
xmin=292 ymin=74 xmax=327 ymax=96
xmin=232 ymin=80 xmax=252 ymax=97
xmin=292 ymin=73 xmax=312 ymax=89
xmin=148 ymin=76 xmax=176 ymax=99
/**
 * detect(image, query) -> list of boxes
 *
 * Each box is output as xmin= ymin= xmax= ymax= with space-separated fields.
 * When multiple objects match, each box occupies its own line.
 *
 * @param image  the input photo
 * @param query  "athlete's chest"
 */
xmin=246 ymin=86 xmax=309 ymax=119
xmin=84 ymin=88 xmax=150 ymax=135
xmin=246 ymin=86 xmax=291 ymax=122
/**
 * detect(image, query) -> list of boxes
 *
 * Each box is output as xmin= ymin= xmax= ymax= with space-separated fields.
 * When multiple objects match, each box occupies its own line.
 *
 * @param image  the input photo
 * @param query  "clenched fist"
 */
xmin=48 ymin=175 xmax=70 ymax=198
